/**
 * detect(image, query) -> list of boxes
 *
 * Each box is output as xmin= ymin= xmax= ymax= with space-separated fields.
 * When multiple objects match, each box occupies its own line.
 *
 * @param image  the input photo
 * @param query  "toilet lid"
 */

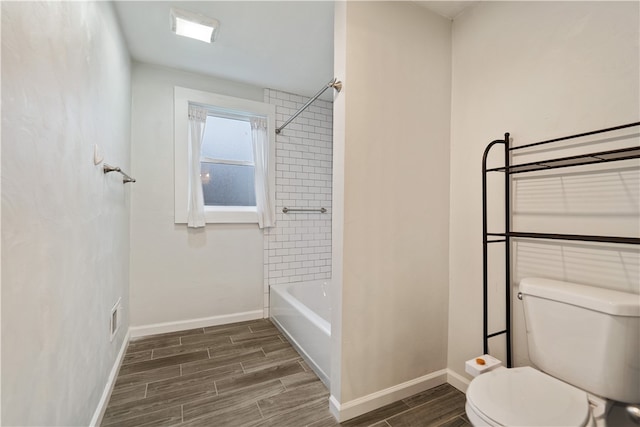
xmin=467 ymin=367 xmax=591 ymax=427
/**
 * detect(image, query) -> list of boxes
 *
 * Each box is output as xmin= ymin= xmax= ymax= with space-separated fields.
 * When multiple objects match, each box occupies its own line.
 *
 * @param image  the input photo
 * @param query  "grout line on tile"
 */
xmin=255 ymin=401 xmax=265 ymax=421
xmin=374 ymin=403 xmax=417 ymax=425
xmin=435 ymin=413 xmax=467 ymax=427
xmin=442 ymin=414 xmax=462 ymax=426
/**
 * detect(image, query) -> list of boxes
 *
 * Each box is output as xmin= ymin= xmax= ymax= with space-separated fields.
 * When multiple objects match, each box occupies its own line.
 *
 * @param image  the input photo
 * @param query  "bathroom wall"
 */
xmin=1 ymin=2 xmax=131 ymax=425
xmin=129 ymin=63 xmax=265 ymax=330
xmin=263 ymin=89 xmax=333 ymax=315
xmin=448 ymin=1 xmax=640 ymax=385
xmin=332 ymin=1 xmax=452 ymax=418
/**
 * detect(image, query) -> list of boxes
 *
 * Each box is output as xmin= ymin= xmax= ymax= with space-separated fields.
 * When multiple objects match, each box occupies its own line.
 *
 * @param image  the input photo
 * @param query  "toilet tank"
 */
xmin=520 ymin=278 xmax=640 ymax=403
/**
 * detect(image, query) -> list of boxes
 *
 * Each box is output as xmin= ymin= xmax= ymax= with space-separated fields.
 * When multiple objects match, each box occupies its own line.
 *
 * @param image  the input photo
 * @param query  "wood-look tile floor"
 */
xmin=101 ymin=319 xmax=470 ymax=427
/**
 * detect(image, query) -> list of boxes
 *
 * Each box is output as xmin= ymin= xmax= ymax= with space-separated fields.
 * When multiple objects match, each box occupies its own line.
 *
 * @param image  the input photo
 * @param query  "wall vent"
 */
xmin=110 ymin=298 xmax=121 ymax=341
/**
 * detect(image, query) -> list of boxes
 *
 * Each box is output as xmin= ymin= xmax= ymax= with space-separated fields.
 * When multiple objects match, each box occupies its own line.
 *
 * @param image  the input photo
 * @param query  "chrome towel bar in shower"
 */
xmin=103 ymin=163 xmax=136 ymax=184
xmin=282 ymin=207 xmax=326 ymax=214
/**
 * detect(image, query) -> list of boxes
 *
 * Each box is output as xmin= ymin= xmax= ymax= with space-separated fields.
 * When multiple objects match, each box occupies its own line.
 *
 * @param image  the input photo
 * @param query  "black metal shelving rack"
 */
xmin=481 ymin=122 xmax=640 ymax=367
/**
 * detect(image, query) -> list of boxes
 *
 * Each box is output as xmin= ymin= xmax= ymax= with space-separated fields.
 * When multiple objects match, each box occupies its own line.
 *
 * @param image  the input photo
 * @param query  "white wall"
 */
xmin=129 ymin=63 xmax=266 ymax=329
xmin=1 ymin=2 xmax=131 ymax=425
xmin=332 ymin=1 xmax=452 ymax=418
xmin=263 ymin=89 xmax=333 ymax=315
xmin=448 ymin=1 xmax=640 ymax=383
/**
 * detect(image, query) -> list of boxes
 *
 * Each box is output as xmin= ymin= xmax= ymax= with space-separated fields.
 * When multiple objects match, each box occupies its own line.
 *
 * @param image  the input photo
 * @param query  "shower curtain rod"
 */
xmin=275 ymin=78 xmax=342 ymax=134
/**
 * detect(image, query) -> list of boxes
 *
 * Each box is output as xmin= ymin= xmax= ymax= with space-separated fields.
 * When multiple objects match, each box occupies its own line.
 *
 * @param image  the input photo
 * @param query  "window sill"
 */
xmin=204 ymin=206 xmax=258 ymax=224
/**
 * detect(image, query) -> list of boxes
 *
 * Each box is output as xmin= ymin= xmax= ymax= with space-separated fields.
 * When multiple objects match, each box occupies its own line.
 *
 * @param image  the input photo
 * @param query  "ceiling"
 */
xmin=114 ymin=1 xmax=334 ymax=98
xmin=416 ymin=1 xmax=478 ymax=19
xmin=114 ymin=1 xmax=476 ymax=99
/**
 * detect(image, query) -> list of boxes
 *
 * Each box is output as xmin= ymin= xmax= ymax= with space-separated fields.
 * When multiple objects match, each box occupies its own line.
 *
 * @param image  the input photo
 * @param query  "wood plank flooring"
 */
xmin=101 ymin=319 xmax=470 ymax=427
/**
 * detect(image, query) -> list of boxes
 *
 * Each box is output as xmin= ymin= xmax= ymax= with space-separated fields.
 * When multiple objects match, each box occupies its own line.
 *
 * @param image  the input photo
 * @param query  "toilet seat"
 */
xmin=466 ymin=367 xmax=592 ymax=426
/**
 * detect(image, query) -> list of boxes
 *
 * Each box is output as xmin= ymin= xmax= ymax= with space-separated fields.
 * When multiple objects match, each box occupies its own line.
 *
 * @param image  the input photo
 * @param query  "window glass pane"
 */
xmin=201 ymin=162 xmax=256 ymax=206
xmin=201 ymin=116 xmax=253 ymax=162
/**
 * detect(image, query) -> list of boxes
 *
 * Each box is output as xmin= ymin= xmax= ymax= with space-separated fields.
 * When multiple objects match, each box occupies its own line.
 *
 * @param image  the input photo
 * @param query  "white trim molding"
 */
xmin=90 ymin=329 xmax=130 ymax=427
xmin=129 ymin=310 xmax=264 ymax=338
xmin=329 ymin=369 xmax=448 ymax=422
xmin=447 ymin=368 xmax=471 ymax=393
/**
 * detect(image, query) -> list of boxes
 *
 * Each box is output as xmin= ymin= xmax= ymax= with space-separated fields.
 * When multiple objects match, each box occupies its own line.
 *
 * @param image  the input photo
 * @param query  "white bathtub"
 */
xmin=270 ymin=280 xmax=331 ymax=386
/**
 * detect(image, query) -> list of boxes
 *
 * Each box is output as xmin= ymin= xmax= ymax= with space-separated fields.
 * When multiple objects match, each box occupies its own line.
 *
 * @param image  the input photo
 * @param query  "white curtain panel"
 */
xmin=250 ymin=117 xmax=275 ymax=228
xmin=187 ymin=106 xmax=207 ymax=228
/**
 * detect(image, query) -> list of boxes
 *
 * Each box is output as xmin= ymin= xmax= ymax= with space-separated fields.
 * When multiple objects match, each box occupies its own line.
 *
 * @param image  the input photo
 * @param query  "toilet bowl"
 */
xmin=465 ymin=366 xmax=597 ymax=427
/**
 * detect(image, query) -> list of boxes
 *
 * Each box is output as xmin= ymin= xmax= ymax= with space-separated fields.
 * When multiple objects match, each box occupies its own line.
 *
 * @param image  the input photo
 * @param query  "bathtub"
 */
xmin=270 ymin=280 xmax=331 ymax=386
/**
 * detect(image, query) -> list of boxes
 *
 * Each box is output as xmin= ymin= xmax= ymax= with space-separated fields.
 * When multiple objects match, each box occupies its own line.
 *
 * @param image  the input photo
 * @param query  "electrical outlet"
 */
xmin=110 ymin=298 xmax=121 ymax=341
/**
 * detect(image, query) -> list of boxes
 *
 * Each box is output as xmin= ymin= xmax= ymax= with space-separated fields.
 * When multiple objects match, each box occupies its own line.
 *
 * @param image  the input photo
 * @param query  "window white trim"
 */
xmin=201 ymin=158 xmax=254 ymax=167
xmin=174 ymin=87 xmax=276 ymax=224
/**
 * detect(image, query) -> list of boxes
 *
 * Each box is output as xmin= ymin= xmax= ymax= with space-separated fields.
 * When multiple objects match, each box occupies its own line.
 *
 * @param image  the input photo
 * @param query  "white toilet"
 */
xmin=465 ymin=277 xmax=640 ymax=427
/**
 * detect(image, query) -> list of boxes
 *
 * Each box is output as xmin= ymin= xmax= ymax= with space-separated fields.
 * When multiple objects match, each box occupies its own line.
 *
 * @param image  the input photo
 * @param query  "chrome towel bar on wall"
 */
xmin=103 ymin=163 xmax=136 ymax=184
xmin=282 ymin=207 xmax=326 ymax=214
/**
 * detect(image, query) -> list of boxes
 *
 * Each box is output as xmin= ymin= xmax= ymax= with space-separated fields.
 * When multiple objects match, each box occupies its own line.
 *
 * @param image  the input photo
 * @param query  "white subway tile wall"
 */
xmin=263 ymin=89 xmax=333 ymax=316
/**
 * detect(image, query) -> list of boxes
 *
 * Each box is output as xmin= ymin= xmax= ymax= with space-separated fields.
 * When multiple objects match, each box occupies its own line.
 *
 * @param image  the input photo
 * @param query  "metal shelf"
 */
xmin=487 ymin=232 xmax=640 ymax=245
xmin=481 ymin=122 xmax=640 ymax=368
xmin=487 ymin=146 xmax=640 ymax=174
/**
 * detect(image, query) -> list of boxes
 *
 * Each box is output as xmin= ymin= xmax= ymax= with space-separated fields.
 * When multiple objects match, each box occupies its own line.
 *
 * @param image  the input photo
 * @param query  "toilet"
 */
xmin=465 ymin=277 xmax=640 ymax=427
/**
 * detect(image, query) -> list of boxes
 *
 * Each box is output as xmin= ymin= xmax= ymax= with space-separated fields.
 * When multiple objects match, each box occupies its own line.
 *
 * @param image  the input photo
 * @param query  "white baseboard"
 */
xmin=129 ymin=310 xmax=264 ymax=338
xmin=329 ymin=369 xmax=448 ymax=422
xmin=447 ymin=368 xmax=471 ymax=393
xmin=90 ymin=329 xmax=130 ymax=427
xmin=329 ymin=395 xmax=342 ymax=421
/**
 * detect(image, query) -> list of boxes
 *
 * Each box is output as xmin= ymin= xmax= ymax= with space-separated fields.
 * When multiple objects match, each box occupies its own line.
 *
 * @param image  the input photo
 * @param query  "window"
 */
xmin=201 ymin=115 xmax=256 ymax=207
xmin=174 ymin=87 xmax=275 ymax=224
